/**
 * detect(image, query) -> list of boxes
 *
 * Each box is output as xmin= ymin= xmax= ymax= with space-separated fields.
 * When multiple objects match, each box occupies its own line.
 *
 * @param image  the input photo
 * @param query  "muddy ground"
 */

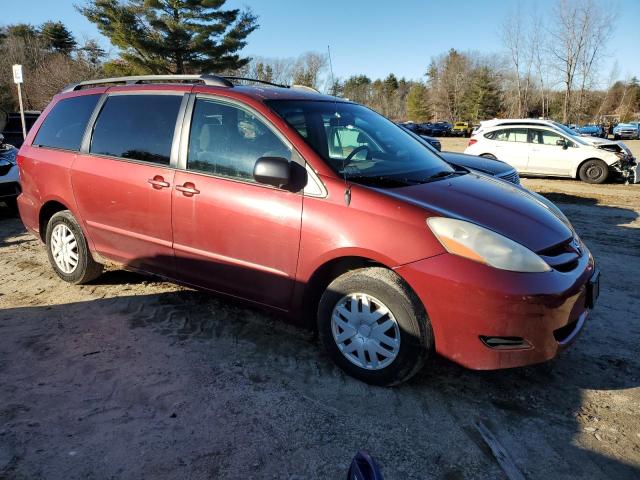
xmin=1 ymin=144 xmax=639 ymax=479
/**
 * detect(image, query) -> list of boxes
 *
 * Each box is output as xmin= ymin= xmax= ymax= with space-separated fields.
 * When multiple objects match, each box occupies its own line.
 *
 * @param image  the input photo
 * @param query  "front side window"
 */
xmin=495 ymin=128 xmax=528 ymax=142
xmin=187 ymin=98 xmax=291 ymax=182
xmin=267 ymin=100 xmax=453 ymax=187
xmin=33 ymin=95 xmax=100 ymax=151
xmin=530 ymin=129 xmax=566 ymax=146
xmin=90 ymin=94 xmax=183 ymax=165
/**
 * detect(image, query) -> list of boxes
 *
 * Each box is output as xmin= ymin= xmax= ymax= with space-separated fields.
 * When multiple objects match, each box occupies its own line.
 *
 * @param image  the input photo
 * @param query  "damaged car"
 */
xmin=465 ymin=123 xmax=637 ymax=184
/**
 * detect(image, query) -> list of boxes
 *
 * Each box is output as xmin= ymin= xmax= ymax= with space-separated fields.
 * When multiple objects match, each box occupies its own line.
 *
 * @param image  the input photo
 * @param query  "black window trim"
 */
xmin=176 ymin=93 xmax=313 ymax=194
xmin=80 ymin=90 xmax=188 ymax=169
xmin=31 ymin=93 xmax=104 ymax=153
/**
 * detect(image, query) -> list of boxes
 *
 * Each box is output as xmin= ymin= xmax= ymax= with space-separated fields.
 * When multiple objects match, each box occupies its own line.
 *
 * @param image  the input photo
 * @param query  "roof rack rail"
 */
xmin=61 ymin=74 xmax=234 ymax=93
xmin=221 ymin=76 xmax=289 ymax=89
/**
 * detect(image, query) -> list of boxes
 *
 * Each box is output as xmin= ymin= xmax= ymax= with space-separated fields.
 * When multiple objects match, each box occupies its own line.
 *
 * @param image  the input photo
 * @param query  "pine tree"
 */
xmin=41 ymin=21 xmax=77 ymax=55
xmin=406 ymin=83 xmax=429 ymax=122
xmin=78 ymin=0 xmax=258 ymax=74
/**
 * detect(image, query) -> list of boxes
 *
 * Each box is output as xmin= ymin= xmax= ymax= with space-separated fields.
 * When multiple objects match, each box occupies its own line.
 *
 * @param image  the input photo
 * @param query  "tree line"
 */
xmin=1 ymin=0 xmax=638 ymax=125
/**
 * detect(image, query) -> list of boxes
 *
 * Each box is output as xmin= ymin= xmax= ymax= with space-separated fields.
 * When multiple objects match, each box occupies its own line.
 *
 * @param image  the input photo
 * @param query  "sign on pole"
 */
xmin=12 ymin=64 xmax=27 ymax=140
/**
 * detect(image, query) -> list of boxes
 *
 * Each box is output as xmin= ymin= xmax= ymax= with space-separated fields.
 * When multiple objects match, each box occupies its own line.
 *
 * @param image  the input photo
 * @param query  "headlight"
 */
xmin=427 ymin=217 xmax=551 ymax=273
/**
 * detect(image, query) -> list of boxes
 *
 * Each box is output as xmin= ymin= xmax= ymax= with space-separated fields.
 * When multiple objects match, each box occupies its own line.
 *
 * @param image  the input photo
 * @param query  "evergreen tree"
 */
xmin=41 ymin=21 xmax=77 ymax=55
xmin=406 ymin=83 xmax=429 ymax=122
xmin=78 ymin=0 xmax=258 ymax=74
xmin=79 ymin=39 xmax=106 ymax=67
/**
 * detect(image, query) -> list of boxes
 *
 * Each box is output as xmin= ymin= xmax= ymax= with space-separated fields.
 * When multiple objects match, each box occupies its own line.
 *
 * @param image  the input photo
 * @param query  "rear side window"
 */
xmin=33 ymin=95 xmax=100 ymax=151
xmin=90 ymin=94 xmax=183 ymax=165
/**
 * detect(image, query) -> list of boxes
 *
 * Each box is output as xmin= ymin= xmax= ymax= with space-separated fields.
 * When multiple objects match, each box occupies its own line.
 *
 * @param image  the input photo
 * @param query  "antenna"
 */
xmin=328 ymin=45 xmax=351 ymax=206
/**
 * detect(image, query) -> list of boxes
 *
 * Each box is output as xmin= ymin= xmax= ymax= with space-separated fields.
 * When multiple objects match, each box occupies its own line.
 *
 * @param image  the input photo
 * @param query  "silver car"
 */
xmin=0 ymin=135 xmax=20 ymax=210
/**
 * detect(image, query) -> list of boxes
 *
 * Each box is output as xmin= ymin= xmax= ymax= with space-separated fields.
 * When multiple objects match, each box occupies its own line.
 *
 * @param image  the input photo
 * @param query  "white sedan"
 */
xmin=465 ymin=124 xmax=637 ymax=184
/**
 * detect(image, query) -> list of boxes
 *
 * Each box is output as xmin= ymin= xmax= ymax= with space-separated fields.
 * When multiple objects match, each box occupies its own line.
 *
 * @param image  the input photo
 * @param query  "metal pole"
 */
xmin=16 ymin=82 xmax=27 ymax=140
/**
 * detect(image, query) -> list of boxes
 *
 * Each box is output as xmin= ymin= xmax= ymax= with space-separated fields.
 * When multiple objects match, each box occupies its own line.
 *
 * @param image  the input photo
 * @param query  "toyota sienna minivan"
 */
xmin=16 ymin=74 xmax=599 ymax=385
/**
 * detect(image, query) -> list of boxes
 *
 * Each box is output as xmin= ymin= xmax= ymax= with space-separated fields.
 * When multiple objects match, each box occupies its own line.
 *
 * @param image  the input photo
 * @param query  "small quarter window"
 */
xmin=33 ymin=95 xmax=100 ymax=151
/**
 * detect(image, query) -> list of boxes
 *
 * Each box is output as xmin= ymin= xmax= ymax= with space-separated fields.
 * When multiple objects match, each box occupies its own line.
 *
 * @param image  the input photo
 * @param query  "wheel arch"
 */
xmin=39 ymin=200 xmax=71 ymax=242
xmin=299 ymin=256 xmax=386 ymax=328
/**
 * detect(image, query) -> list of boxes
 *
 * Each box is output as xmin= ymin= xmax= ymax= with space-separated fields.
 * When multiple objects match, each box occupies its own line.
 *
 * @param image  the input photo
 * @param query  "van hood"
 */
xmin=379 ymin=172 xmax=573 ymax=253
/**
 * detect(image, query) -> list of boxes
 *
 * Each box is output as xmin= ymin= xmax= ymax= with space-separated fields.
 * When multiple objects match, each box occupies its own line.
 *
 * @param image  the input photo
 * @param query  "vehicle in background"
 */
xmin=400 ymin=124 xmax=520 ymax=185
xmin=18 ymin=74 xmax=599 ymax=385
xmin=466 ymin=124 xmax=637 ymax=184
xmin=429 ymin=121 xmax=452 ymax=136
xmin=613 ymin=122 xmax=640 ymax=140
xmin=1 ymin=111 xmax=41 ymax=148
xmin=474 ymin=118 xmax=628 ymax=150
xmin=576 ymin=124 xmax=606 ymax=138
xmin=418 ymin=134 xmax=441 ymax=151
xmin=0 ymin=134 xmax=20 ymax=210
xmin=451 ymin=121 xmax=472 ymax=137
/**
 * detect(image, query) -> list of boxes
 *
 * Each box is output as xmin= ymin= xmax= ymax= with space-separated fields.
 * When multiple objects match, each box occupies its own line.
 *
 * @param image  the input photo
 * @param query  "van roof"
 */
xmin=61 ymin=74 xmax=340 ymax=103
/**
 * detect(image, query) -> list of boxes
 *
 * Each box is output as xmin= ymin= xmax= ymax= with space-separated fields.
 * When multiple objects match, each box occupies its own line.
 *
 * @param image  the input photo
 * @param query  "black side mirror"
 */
xmin=556 ymin=139 xmax=568 ymax=149
xmin=254 ymin=156 xmax=291 ymax=188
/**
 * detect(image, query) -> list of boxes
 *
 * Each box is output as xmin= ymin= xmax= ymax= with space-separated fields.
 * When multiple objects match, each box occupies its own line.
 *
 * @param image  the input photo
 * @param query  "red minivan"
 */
xmin=17 ymin=75 xmax=599 ymax=385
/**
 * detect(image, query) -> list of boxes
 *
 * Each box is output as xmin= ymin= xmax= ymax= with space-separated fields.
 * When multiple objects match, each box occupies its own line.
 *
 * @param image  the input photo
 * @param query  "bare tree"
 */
xmin=548 ymin=0 xmax=613 ymax=122
xmin=501 ymin=9 xmax=534 ymax=117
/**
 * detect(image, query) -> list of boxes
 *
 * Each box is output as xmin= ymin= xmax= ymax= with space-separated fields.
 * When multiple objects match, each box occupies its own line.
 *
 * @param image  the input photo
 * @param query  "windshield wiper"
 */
xmin=343 ymin=175 xmax=419 ymax=188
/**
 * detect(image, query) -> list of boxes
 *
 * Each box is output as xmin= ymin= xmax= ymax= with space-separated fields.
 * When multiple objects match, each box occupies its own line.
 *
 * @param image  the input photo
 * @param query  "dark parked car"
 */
xmin=0 ymin=134 xmax=20 ymax=209
xmin=1 ymin=111 xmax=41 ymax=148
xmin=577 ymin=124 xmax=606 ymax=138
xmin=400 ymin=125 xmax=520 ymax=185
xmin=429 ymin=121 xmax=452 ymax=136
xmin=419 ymin=134 xmax=441 ymax=151
xmin=17 ymin=74 xmax=598 ymax=386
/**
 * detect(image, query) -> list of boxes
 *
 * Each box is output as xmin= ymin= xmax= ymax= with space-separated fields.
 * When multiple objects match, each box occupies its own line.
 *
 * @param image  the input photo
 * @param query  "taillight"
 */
xmin=468 ymin=138 xmax=477 ymax=146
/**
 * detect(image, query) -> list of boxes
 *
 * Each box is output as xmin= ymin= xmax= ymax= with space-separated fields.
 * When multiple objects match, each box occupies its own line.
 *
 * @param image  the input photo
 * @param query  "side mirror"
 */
xmin=556 ymin=139 xmax=568 ymax=149
xmin=253 ymin=156 xmax=291 ymax=188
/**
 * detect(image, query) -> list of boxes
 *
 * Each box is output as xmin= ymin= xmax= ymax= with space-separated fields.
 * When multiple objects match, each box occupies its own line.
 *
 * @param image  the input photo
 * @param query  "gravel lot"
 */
xmin=1 ymin=142 xmax=639 ymax=479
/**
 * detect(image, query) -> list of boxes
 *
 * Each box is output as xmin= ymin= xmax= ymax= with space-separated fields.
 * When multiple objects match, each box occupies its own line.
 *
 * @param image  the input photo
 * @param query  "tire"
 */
xmin=45 ymin=210 xmax=103 ymax=284
xmin=317 ymin=267 xmax=434 ymax=386
xmin=614 ymin=134 xmax=620 ymax=140
xmin=480 ymin=153 xmax=497 ymax=159
xmin=578 ymin=159 xmax=609 ymax=184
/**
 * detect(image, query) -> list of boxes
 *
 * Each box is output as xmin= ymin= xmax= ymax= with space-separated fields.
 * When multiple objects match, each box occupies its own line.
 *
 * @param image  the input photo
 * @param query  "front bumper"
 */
xmin=395 ymin=250 xmax=596 ymax=370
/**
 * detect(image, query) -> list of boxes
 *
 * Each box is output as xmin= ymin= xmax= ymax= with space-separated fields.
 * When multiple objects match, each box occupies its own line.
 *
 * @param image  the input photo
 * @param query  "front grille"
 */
xmin=498 ymin=169 xmax=520 ymax=185
xmin=537 ymin=236 xmax=582 ymax=272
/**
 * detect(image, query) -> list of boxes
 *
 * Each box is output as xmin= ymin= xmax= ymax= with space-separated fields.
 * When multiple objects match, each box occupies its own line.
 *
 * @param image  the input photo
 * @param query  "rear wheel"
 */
xmin=45 ymin=210 xmax=103 ymax=284
xmin=317 ymin=267 xmax=433 ymax=386
xmin=578 ymin=159 xmax=609 ymax=184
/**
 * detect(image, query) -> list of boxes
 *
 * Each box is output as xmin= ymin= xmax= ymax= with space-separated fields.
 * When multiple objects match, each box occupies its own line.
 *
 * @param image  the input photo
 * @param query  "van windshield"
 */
xmin=267 ymin=100 xmax=456 ymax=187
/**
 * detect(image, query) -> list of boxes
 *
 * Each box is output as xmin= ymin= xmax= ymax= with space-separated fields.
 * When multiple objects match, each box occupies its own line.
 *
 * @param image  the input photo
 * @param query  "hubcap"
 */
xmin=51 ymin=224 xmax=79 ymax=274
xmin=587 ymin=165 xmax=603 ymax=179
xmin=331 ymin=293 xmax=401 ymax=370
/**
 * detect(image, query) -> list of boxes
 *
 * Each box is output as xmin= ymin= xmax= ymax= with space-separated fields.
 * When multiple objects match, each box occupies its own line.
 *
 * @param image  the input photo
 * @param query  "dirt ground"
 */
xmin=1 ymin=146 xmax=639 ymax=478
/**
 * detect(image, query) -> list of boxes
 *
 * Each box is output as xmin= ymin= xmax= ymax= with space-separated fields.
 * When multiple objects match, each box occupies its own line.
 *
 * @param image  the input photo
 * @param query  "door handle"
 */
xmin=148 ymin=176 xmax=170 ymax=189
xmin=175 ymin=182 xmax=200 ymax=196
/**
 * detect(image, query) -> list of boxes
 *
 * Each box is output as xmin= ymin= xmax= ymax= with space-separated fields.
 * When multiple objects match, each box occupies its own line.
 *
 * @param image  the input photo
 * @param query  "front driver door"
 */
xmin=171 ymin=96 xmax=303 ymax=310
xmin=527 ymin=128 xmax=574 ymax=176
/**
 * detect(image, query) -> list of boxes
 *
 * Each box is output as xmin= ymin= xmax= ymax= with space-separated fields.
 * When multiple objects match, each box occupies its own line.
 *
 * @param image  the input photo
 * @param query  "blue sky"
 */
xmin=5 ymin=0 xmax=640 ymax=84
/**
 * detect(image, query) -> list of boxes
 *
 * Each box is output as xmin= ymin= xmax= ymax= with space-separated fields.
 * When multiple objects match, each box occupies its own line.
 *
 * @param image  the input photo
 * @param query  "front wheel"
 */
xmin=317 ymin=267 xmax=433 ymax=386
xmin=578 ymin=159 xmax=609 ymax=184
xmin=45 ymin=210 xmax=103 ymax=284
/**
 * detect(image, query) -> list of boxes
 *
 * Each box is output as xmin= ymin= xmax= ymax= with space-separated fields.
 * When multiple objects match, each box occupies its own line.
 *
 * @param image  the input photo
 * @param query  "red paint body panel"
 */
xmin=171 ymin=170 xmax=302 ymax=309
xmin=396 ymin=250 xmax=594 ymax=369
xmin=71 ymin=154 xmax=175 ymax=276
xmin=16 ymin=82 xmax=598 ymax=372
